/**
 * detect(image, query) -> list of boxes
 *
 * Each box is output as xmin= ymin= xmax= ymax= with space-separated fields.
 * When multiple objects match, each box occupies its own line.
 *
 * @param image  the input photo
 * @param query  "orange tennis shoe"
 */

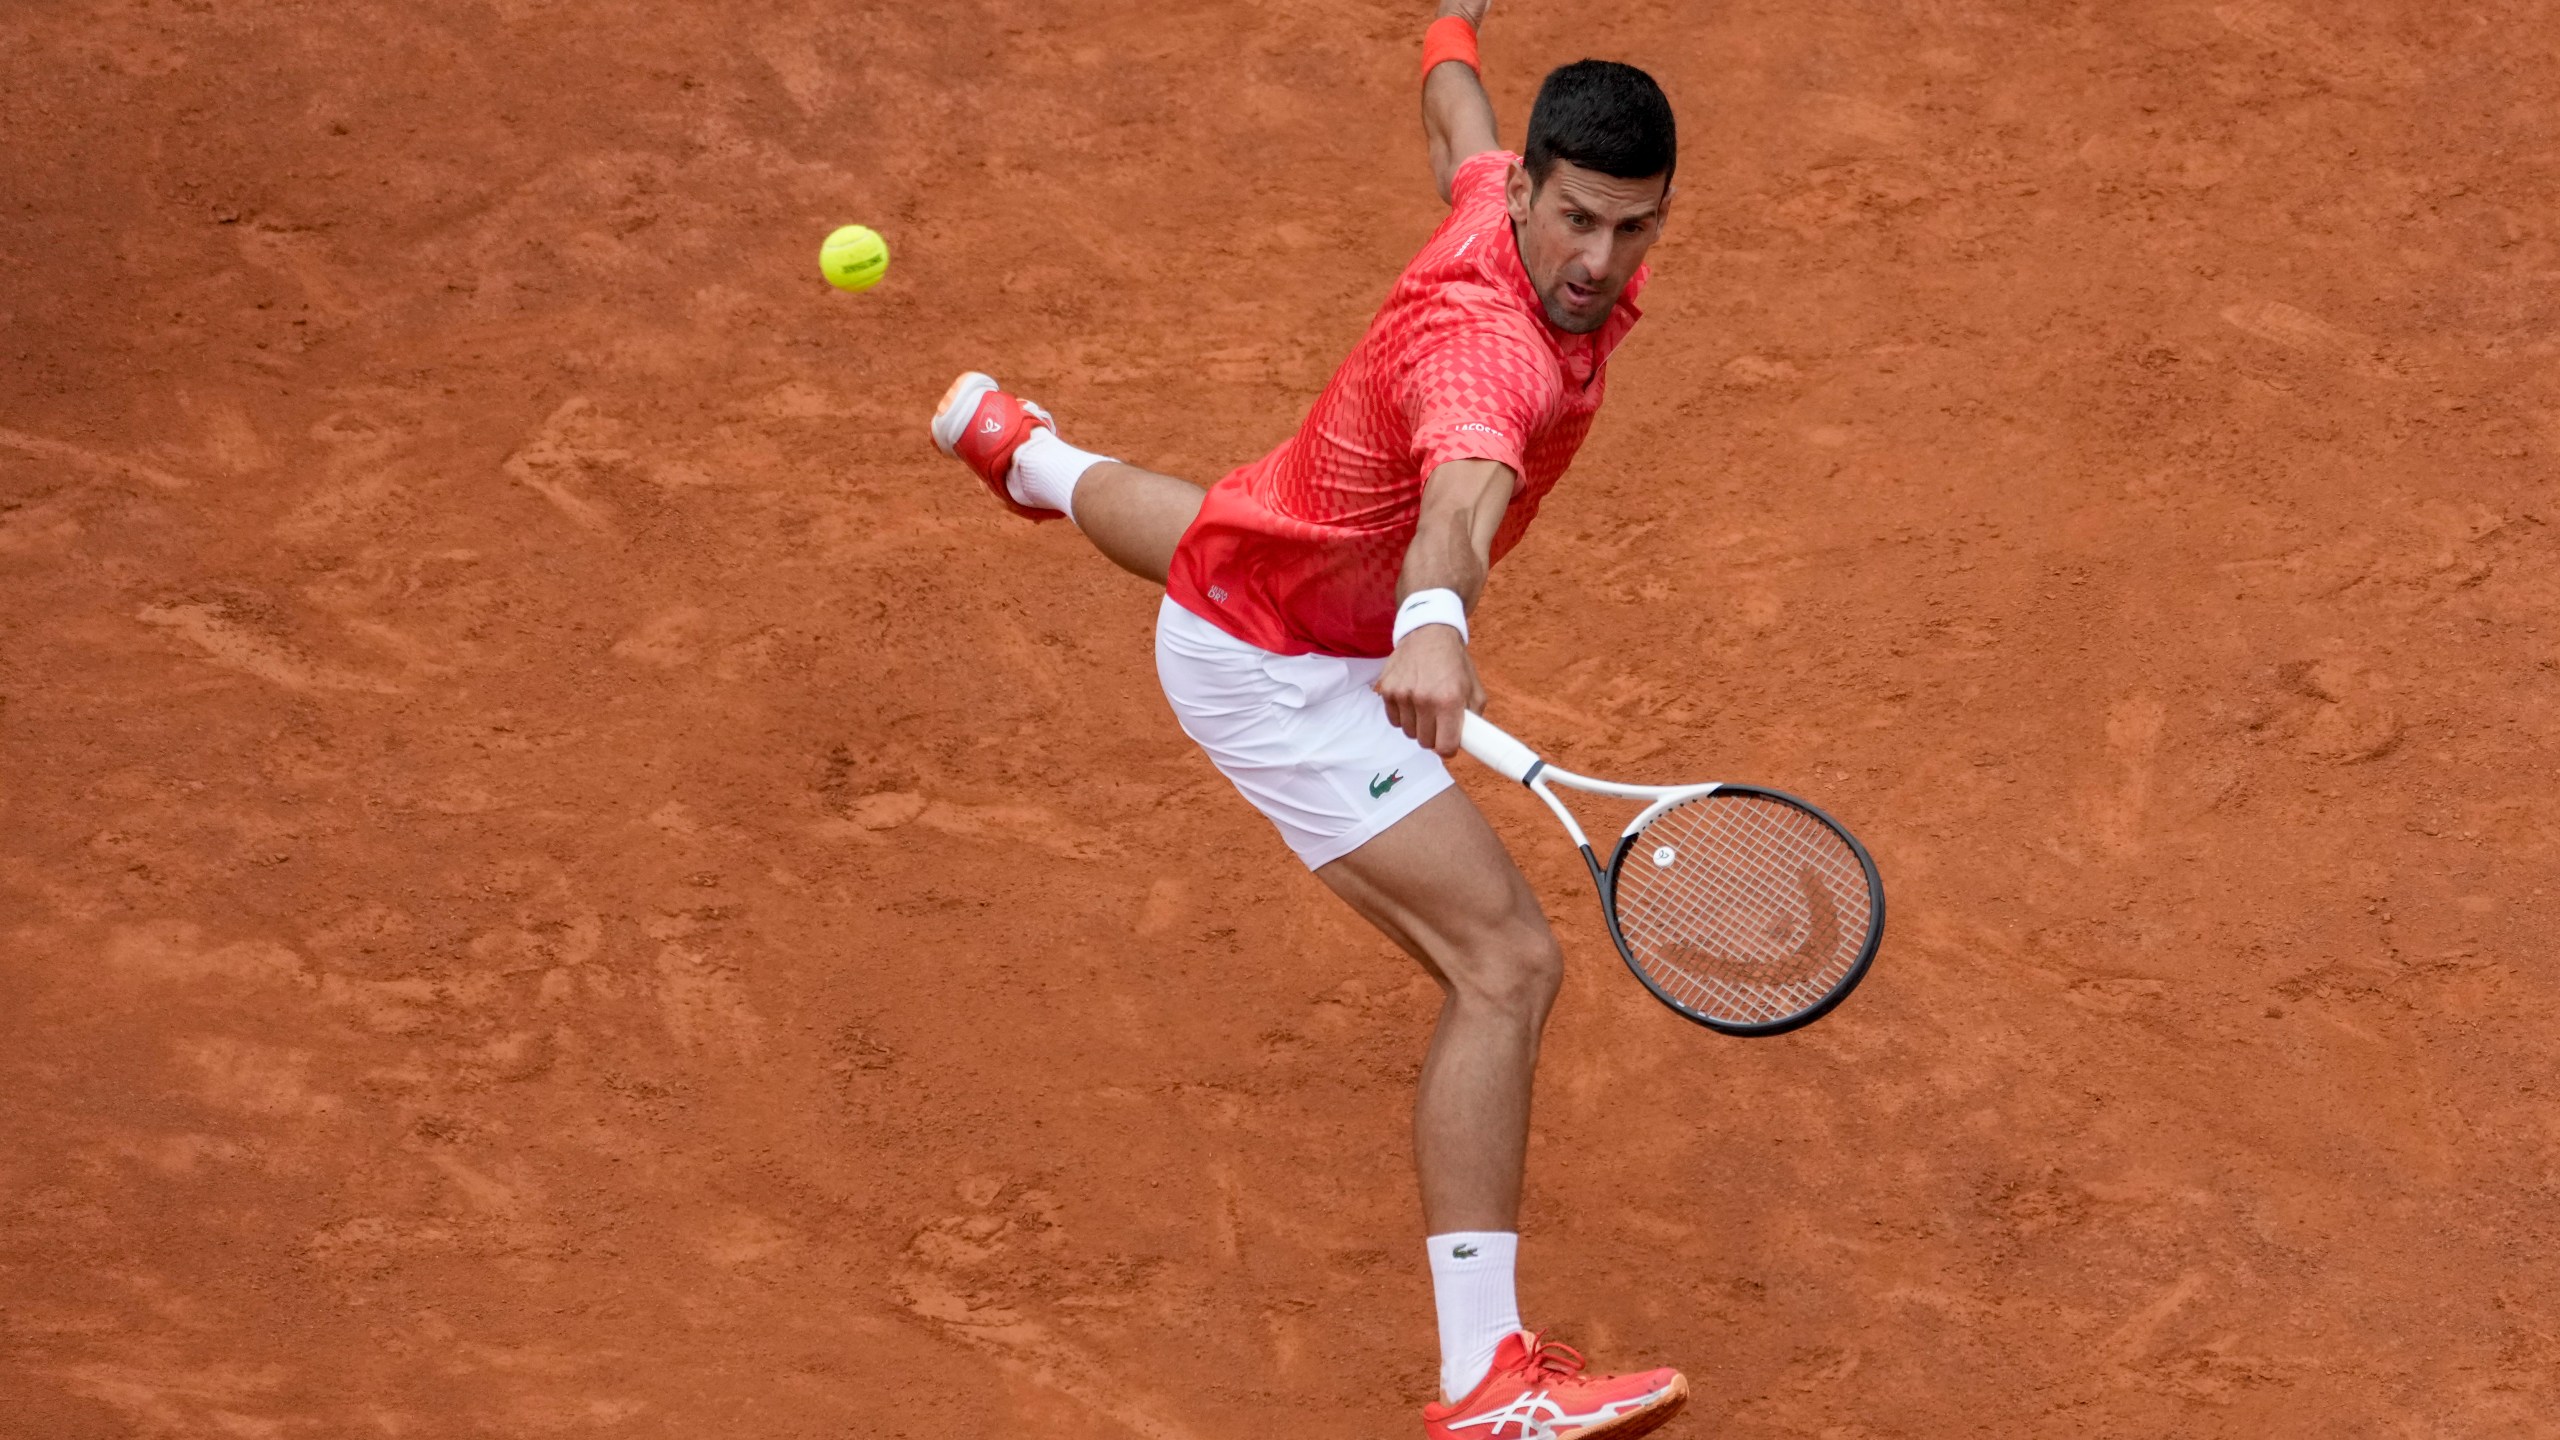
xmin=931 ymin=371 xmax=1063 ymax=521
xmin=1423 ymin=1331 xmax=1688 ymax=1440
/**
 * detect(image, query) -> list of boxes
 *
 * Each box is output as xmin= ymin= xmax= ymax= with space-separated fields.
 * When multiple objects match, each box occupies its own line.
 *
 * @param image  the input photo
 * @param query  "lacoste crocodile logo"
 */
xmin=1369 ymin=771 xmax=1405 ymax=800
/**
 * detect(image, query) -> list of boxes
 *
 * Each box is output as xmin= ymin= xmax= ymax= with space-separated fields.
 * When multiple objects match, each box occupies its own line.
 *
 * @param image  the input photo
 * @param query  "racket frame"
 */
xmin=1460 ymin=712 xmax=1885 ymax=1037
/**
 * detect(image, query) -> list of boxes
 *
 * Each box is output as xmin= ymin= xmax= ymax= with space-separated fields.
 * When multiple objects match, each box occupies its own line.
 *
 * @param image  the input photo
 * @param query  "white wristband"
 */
xmin=1391 ymin=588 xmax=1470 ymax=646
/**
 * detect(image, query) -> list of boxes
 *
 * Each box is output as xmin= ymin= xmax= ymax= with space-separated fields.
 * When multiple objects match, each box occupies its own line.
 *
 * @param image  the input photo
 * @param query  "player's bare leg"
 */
xmin=1314 ymin=787 xmax=1561 ymax=1234
xmin=1315 ymin=786 xmax=1693 ymax=1436
xmin=1060 ymin=462 xmax=1201 ymax=585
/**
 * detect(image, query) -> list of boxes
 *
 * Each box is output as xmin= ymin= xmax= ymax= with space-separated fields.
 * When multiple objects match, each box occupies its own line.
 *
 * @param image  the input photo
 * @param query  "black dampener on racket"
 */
xmin=1459 ymin=712 xmax=1885 ymax=1036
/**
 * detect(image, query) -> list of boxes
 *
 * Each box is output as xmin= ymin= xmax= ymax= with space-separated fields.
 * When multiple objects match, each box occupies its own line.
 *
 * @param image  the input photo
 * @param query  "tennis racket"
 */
xmin=1460 ymin=711 xmax=1884 ymax=1036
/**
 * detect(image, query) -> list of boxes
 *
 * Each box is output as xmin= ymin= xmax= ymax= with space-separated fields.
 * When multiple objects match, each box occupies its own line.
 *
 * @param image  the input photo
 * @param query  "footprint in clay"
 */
xmin=891 ymin=1181 xmax=1200 ymax=1440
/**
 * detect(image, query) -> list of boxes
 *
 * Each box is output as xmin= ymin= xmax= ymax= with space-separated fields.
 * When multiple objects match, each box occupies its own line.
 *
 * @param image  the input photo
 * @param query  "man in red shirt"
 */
xmin=933 ymin=5 xmax=1684 ymax=1434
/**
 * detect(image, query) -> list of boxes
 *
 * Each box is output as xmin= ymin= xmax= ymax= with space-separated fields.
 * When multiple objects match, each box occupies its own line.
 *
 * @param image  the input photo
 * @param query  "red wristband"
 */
xmin=1420 ymin=15 xmax=1479 ymax=81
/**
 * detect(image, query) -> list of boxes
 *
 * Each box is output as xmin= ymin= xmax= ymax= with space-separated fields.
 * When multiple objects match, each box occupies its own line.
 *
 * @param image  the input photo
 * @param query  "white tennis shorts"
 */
xmin=1154 ymin=596 xmax=1454 ymax=868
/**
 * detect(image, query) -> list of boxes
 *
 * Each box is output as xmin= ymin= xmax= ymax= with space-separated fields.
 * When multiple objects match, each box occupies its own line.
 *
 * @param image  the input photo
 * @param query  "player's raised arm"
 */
xmin=1421 ymin=1 xmax=1500 ymax=204
xmin=1376 ymin=458 xmax=1514 ymax=755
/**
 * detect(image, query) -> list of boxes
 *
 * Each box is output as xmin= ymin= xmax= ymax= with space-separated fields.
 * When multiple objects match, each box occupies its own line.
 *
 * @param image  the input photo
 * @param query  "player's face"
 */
xmin=1505 ymin=160 xmax=1672 ymax=335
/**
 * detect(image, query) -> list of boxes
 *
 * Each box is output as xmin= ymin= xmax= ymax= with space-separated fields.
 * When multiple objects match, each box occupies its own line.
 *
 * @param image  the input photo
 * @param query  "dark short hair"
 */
xmin=1523 ymin=60 xmax=1676 ymax=189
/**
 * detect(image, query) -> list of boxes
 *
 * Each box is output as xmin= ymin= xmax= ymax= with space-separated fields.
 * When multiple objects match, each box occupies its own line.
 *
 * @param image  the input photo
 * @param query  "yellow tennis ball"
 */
xmin=820 ymin=224 xmax=889 ymax=292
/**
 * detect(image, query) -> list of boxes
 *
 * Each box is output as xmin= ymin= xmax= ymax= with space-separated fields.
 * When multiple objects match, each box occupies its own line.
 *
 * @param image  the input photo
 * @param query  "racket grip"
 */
xmin=1458 ymin=711 xmax=1544 ymax=784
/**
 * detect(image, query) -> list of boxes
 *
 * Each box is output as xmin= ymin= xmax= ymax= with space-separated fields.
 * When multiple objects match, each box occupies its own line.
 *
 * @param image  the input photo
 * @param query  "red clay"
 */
xmin=5 ymin=2 xmax=2557 ymax=1436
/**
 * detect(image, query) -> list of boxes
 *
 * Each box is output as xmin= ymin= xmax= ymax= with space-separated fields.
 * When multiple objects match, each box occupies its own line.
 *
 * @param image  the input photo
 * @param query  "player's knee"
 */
xmin=1450 ymin=923 xmax=1563 ymax=1022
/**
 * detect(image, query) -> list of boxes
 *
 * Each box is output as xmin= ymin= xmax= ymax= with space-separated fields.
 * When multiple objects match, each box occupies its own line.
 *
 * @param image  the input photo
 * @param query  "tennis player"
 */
xmin=932 ymin=5 xmax=1684 ymax=1434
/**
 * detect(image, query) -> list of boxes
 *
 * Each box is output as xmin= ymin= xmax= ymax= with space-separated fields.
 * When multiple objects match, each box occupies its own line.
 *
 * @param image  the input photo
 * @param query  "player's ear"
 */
xmin=1505 ymin=161 xmax=1533 ymax=225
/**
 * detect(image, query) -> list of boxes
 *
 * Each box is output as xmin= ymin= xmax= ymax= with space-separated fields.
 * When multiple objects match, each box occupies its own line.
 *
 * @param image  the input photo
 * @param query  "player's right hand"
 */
xmin=1376 ymin=625 xmax=1486 ymax=757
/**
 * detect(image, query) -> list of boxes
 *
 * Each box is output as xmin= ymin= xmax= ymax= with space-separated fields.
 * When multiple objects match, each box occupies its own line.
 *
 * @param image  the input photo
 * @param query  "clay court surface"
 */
xmin=6 ymin=0 xmax=2559 ymax=1434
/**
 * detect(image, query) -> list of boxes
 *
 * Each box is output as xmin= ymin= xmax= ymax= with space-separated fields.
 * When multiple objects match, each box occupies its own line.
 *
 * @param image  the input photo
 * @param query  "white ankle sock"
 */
xmin=1007 ymin=429 xmax=1113 ymax=524
xmin=1427 ymin=1231 xmax=1521 ymax=1402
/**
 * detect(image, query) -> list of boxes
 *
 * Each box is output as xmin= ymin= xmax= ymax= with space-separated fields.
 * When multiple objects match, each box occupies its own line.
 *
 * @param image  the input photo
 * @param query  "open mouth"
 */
xmin=1561 ymin=280 xmax=1602 ymax=309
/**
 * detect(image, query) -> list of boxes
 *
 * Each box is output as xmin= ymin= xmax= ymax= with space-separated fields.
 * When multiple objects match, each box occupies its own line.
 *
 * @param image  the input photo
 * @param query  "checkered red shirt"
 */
xmin=1165 ymin=149 xmax=1647 ymax=658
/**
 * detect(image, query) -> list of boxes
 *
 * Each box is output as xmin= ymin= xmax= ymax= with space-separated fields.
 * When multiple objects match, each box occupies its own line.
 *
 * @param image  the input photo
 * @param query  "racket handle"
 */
xmin=1459 ymin=711 xmax=1545 ymax=785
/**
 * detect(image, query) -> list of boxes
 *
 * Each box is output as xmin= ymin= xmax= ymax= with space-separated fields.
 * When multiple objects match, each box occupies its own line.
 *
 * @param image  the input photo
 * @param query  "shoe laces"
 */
xmin=1516 ymin=1332 xmax=1589 ymax=1382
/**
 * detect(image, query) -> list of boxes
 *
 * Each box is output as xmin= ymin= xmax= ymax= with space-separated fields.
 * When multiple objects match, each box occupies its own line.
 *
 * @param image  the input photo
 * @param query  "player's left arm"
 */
xmin=1377 ymin=458 xmax=1514 ymax=756
xmin=1422 ymin=1 xmax=1500 ymax=204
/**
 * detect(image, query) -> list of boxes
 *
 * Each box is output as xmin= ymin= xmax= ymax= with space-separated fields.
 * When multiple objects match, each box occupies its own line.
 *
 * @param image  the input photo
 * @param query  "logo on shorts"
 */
xmin=1451 ymin=1242 xmax=1480 ymax=1260
xmin=1369 ymin=770 xmax=1404 ymax=800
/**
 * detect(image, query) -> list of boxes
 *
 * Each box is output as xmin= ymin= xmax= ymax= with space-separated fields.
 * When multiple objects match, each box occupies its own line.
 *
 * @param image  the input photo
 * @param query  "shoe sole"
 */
xmin=1565 ymin=1374 xmax=1688 ymax=1440
xmin=930 ymin=371 xmax=999 ymax=457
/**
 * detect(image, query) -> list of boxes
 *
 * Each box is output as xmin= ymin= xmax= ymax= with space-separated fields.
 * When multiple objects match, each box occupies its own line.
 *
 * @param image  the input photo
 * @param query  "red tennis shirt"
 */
xmin=1164 ymin=149 xmax=1648 ymax=658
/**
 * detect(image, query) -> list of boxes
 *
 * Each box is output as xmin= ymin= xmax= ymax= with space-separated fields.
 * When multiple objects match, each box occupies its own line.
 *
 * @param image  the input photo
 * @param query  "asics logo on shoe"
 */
xmin=1451 ymin=1242 xmax=1479 ymax=1259
xmin=1449 ymin=1390 xmax=1651 ymax=1440
xmin=1449 ymin=1391 xmax=1568 ymax=1439
xmin=979 ymin=416 xmax=1002 ymax=435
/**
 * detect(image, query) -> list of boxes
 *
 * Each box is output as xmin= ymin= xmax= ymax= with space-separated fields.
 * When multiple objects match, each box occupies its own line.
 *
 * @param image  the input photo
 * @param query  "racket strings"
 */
xmin=1611 ymin=793 xmax=1875 ymax=1027
xmin=1625 ymin=865 xmax=1856 ymax=1021
xmin=1628 ymin=828 xmax=1866 ymax=1018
